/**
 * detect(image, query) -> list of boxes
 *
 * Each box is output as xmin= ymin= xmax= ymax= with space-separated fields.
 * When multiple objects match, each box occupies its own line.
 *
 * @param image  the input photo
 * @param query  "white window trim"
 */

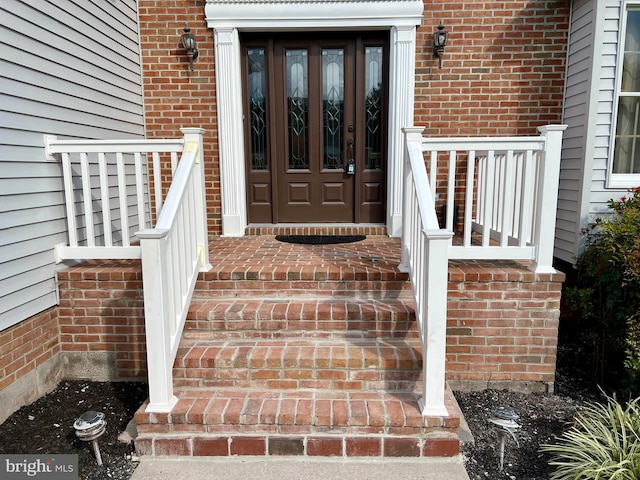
xmin=609 ymin=1 xmax=640 ymax=189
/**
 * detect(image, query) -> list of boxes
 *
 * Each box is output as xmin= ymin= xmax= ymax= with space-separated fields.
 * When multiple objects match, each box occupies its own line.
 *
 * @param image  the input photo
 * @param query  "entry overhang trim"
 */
xmin=205 ymin=0 xmax=424 ymax=29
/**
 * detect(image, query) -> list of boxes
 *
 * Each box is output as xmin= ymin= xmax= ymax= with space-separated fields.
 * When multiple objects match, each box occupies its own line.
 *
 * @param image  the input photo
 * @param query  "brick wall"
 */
xmin=138 ymin=0 xmax=221 ymax=233
xmin=57 ymin=261 xmax=147 ymax=379
xmin=137 ymin=1 xmax=570 ymax=234
xmin=416 ymin=2 xmax=570 ymax=136
xmin=446 ymin=261 xmax=564 ymax=392
xmin=0 ymin=308 xmax=60 ymax=392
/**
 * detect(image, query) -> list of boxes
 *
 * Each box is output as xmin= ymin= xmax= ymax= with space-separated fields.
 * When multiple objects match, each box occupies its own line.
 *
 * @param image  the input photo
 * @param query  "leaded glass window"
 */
xmin=286 ymin=49 xmax=309 ymax=170
xmin=322 ymin=49 xmax=344 ymax=170
xmin=365 ymin=46 xmax=383 ymax=171
xmin=248 ymin=48 xmax=267 ymax=170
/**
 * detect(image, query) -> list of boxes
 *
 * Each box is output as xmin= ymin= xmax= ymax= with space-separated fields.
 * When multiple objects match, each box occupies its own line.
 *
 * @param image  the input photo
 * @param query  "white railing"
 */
xmin=47 ymin=128 xmax=210 ymax=413
xmin=422 ymin=125 xmax=567 ymax=273
xmin=399 ymin=127 xmax=453 ymax=417
xmin=45 ymin=134 xmax=185 ymax=261
xmin=400 ymin=124 xmax=566 ymax=416
xmin=137 ymin=129 xmax=210 ymax=412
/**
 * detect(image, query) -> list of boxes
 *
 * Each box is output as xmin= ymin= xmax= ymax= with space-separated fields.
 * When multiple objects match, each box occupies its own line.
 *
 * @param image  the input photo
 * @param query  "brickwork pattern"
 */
xmin=417 ymin=2 xmax=570 ymax=136
xmin=57 ymin=261 xmax=147 ymax=379
xmin=0 ymin=309 xmax=59 ymax=391
xmin=447 ymin=260 xmax=564 ymax=388
xmin=137 ymin=1 xmax=570 ymax=235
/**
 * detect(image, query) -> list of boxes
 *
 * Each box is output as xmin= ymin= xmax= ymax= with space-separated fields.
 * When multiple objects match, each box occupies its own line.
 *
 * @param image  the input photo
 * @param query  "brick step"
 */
xmin=184 ymin=298 xmax=417 ymax=338
xmin=173 ymin=338 xmax=423 ymax=389
xmin=193 ymin=236 xmax=410 ymax=300
xmin=134 ymin=387 xmax=462 ymax=458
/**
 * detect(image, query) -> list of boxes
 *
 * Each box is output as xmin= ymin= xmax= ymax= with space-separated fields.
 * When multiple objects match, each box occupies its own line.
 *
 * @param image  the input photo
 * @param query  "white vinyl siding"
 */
xmin=557 ymin=0 xmax=631 ymax=264
xmin=0 ymin=0 xmax=145 ymax=330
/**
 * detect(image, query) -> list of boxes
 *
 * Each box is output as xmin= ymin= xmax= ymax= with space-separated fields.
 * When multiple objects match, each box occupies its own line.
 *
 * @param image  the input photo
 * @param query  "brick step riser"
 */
xmin=173 ymin=340 xmax=422 ymax=390
xmin=183 ymin=320 xmax=418 ymax=338
xmin=185 ymin=299 xmax=417 ymax=337
xmin=173 ymin=375 xmax=422 ymax=392
xmin=135 ymin=433 xmax=459 ymax=458
xmin=192 ymin=290 xmax=411 ymax=301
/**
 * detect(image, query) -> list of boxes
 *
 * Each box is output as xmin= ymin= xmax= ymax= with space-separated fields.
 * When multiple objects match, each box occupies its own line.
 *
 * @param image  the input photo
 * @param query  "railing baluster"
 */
xmin=135 ymin=153 xmax=146 ymax=233
xmin=116 ymin=153 xmax=130 ymax=247
xmin=429 ymin=150 xmax=438 ymax=202
xmin=153 ymin=152 xmax=162 ymax=218
xmin=80 ymin=153 xmax=95 ymax=247
xmin=61 ymin=152 xmax=78 ymax=248
xmin=500 ymin=150 xmax=515 ymax=246
xmin=482 ymin=151 xmax=496 ymax=247
xmin=518 ymin=150 xmax=534 ymax=245
xmin=464 ymin=150 xmax=475 ymax=247
xmin=446 ymin=150 xmax=456 ymax=231
xmin=171 ymin=152 xmax=178 ymax=174
xmin=98 ymin=152 xmax=113 ymax=247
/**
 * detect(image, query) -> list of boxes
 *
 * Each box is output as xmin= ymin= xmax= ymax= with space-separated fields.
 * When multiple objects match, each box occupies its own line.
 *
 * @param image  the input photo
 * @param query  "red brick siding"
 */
xmin=417 ymin=2 xmax=569 ymax=136
xmin=138 ymin=0 xmax=221 ymax=233
xmin=446 ymin=262 xmax=564 ymax=387
xmin=137 ymin=1 xmax=570 ymax=233
xmin=0 ymin=308 xmax=60 ymax=391
xmin=57 ymin=262 xmax=147 ymax=379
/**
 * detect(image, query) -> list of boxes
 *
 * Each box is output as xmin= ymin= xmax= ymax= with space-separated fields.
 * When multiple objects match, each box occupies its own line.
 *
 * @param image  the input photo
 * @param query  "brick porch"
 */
xmin=56 ymin=229 xmax=564 ymax=458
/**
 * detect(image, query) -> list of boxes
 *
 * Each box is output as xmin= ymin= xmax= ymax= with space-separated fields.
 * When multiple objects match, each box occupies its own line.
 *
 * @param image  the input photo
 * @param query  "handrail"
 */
xmin=136 ymin=128 xmax=210 ymax=412
xmin=400 ymin=127 xmax=453 ymax=416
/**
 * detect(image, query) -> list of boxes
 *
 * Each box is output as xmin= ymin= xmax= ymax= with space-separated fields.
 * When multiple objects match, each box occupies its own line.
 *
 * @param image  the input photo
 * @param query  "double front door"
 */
xmin=242 ymin=33 xmax=388 ymax=224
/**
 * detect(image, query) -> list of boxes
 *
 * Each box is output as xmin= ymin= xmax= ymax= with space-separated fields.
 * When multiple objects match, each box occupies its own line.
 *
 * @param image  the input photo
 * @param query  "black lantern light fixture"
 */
xmin=433 ymin=22 xmax=448 ymax=69
xmin=181 ymin=26 xmax=199 ymax=71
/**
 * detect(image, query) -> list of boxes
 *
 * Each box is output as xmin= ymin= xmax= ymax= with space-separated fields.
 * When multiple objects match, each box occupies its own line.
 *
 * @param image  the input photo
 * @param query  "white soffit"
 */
xmin=204 ymin=0 xmax=424 ymax=29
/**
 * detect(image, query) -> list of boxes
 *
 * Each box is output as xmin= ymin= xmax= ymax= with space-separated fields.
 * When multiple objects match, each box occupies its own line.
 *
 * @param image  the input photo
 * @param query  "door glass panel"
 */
xmin=365 ymin=46 xmax=383 ymax=170
xmin=286 ymin=49 xmax=309 ymax=170
xmin=248 ymin=48 xmax=267 ymax=170
xmin=322 ymin=49 xmax=344 ymax=170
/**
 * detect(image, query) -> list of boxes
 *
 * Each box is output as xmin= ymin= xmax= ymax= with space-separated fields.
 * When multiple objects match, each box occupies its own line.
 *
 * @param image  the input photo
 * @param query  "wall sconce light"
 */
xmin=181 ymin=26 xmax=199 ymax=71
xmin=433 ymin=22 xmax=448 ymax=69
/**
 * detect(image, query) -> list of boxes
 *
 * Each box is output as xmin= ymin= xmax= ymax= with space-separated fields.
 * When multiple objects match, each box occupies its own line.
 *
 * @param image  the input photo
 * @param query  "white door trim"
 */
xmin=205 ymin=0 xmax=423 ymax=236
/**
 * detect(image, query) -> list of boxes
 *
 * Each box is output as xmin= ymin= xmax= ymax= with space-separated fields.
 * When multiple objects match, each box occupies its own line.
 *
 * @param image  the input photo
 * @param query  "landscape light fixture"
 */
xmin=181 ymin=26 xmax=199 ymax=71
xmin=433 ymin=22 xmax=448 ymax=69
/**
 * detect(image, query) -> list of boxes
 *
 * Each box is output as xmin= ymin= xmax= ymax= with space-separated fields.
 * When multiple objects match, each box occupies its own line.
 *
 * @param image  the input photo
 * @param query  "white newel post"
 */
xmin=213 ymin=27 xmax=247 ymax=237
xmin=420 ymin=230 xmax=453 ymax=416
xmin=388 ymin=25 xmax=418 ymax=237
xmin=531 ymin=124 xmax=567 ymax=273
xmin=136 ymin=229 xmax=178 ymax=413
xmin=180 ymin=128 xmax=211 ymax=271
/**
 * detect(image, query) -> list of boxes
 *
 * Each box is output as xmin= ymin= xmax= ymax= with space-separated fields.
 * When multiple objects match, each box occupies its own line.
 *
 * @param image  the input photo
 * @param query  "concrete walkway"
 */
xmin=129 ymin=456 xmax=471 ymax=480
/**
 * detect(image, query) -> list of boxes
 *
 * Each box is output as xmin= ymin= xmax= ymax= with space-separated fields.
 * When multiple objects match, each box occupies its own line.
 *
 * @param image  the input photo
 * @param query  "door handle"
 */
xmin=346 ymin=138 xmax=355 ymax=175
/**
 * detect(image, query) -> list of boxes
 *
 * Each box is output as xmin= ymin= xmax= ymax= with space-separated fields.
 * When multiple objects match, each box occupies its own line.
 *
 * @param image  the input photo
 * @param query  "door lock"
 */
xmin=346 ymin=138 xmax=355 ymax=175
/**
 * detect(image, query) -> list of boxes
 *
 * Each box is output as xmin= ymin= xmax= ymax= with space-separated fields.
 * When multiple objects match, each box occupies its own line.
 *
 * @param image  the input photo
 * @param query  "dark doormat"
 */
xmin=275 ymin=234 xmax=366 ymax=245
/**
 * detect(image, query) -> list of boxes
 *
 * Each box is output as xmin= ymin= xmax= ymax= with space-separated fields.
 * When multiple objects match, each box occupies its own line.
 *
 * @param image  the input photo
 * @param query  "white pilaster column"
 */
xmin=214 ymin=27 xmax=247 ymax=236
xmin=387 ymin=25 xmax=417 ymax=237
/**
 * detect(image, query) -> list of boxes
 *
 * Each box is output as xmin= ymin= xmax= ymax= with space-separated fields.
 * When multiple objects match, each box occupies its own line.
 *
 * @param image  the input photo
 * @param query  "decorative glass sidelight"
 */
xmin=248 ymin=48 xmax=267 ymax=170
xmin=365 ymin=46 xmax=383 ymax=170
xmin=322 ymin=49 xmax=344 ymax=170
xmin=286 ymin=49 xmax=309 ymax=170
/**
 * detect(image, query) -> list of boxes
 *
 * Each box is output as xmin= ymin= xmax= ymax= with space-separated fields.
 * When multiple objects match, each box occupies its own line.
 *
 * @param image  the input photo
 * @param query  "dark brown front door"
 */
xmin=242 ymin=33 xmax=388 ymax=224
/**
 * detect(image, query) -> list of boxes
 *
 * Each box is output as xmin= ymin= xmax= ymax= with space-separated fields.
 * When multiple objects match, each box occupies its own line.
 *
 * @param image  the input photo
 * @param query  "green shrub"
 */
xmin=566 ymin=187 xmax=640 ymax=394
xmin=540 ymin=393 xmax=640 ymax=480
